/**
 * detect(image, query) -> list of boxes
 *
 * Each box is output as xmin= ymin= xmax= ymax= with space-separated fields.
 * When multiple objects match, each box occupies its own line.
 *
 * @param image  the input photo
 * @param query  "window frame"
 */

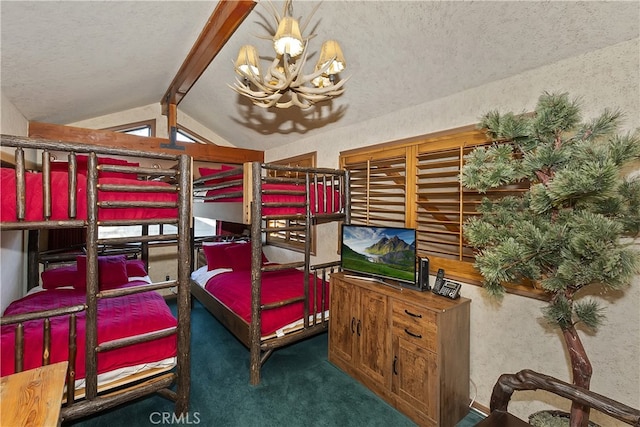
xmin=103 ymin=119 xmax=156 ymax=137
xmin=340 ymin=126 xmax=547 ymax=300
xmin=176 ymin=125 xmax=214 ymax=145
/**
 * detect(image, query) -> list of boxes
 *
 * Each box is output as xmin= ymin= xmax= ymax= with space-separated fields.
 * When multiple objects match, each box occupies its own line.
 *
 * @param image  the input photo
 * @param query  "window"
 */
xmin=341 ymin=127 xmax=542 ymax=299
xmin=103 ymin=120 xmax=155 ymax=137
xmin=176 ymin=125 xmax=214 ymax=145
xmin=265 ymin=152 xmax=317 ymax=254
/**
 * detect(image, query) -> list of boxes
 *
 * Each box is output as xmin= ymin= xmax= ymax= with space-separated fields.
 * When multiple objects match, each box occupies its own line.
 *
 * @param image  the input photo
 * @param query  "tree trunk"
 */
xmin=562 ymin=325 xmax=593 ymax=427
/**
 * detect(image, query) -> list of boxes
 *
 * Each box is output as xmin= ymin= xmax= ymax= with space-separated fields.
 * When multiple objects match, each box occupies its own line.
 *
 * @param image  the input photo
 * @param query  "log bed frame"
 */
xmin=0 ymin=133 xmax=193 ymax=421
xmin=191 ymin=161 xmax=351 ymax=385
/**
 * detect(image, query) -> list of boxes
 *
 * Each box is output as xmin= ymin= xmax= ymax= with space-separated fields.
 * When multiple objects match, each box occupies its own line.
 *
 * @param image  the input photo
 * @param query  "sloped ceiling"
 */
xmin=1 ymin=1 xmax=638 ymax=151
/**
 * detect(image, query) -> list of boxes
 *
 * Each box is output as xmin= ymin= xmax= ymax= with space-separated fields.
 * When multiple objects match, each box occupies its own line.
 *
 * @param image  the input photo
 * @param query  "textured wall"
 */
xmin=0 ymin=93 xmax=29 ymax=312
xmin=266 ymin=39 xmax=640 ymax=424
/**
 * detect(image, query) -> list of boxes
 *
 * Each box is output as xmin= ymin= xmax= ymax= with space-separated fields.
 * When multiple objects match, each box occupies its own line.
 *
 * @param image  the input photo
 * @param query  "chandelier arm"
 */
xmin=295 ymin=77 xmax=349 ymax=95
xmin=289 ymin=92 xmax=314 ymax=109
xmin=234 ymin=87 xmax=283 ymax=108
xmin=262 ymin=0 xmax=282 ymax=28
xmin=274 ymin=98 xmax=296 ymax=109
xmin=296 ymin=90 xmax=335 ymax=100
xmin=269 ymin=61 xmax=299 ymax=89
xmin=299 ymin=1 xmax=322 ymax=35
xmin=236 ymin=62 xmax=289 ymax=94
xmin=231 ymin=79 xmax=284 ymax=101
xmin=298 ymin=55 xmax=336 ymax=83
xmin=289 ymin=47 xmax=314 ymax=87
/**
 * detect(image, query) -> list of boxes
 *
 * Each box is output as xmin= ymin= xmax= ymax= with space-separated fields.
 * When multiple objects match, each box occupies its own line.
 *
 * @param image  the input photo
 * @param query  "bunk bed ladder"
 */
xmin=79 ymin=153 xmax=191 ymax=415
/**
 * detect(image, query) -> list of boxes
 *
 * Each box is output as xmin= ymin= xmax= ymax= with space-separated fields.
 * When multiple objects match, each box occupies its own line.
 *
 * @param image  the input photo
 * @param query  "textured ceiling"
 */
xmin=1 ymin=1 xmax=638 ymax=151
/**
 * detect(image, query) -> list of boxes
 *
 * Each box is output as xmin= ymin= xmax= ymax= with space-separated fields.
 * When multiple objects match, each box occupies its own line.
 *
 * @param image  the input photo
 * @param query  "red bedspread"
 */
xmin=1 ymin=284 xmax=177 ymax=378
xmin=204 ymin=269 xmax=329 ymax=337
xmin=0 ymin=168 xmax=177 ymax=222
xmin=204 ymin=183 xmax=342 ymax=215
xmin=198 ymin=167 xmax=342 ymax=215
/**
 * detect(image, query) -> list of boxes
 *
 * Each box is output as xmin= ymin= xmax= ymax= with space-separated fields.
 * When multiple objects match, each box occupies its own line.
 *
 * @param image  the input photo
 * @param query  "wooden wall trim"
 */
xmin=340 ymin=124 xmax=482 ymax=158
xmin=29 ymin=121 xmax=264 ymax=164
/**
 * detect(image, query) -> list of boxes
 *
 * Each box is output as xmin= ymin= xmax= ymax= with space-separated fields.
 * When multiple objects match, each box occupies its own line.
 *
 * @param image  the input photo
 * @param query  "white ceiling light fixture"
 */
xmin=231 ymin=0 xmax=348 ymax=109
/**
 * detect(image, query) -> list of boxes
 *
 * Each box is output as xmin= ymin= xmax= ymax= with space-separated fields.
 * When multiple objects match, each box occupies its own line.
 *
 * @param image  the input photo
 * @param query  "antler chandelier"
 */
xmin=230 ymin=0 xmax=347 ymax=109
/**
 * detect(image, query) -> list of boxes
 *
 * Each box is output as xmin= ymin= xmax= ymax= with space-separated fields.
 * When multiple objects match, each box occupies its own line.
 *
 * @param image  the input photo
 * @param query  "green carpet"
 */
xmin=68 ymin=300 xmax=485 ymax=426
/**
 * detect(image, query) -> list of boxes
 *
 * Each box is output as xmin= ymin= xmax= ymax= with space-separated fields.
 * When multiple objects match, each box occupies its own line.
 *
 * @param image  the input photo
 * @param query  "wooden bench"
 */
xmin=477 ymin=369 xmax=640 ymax=427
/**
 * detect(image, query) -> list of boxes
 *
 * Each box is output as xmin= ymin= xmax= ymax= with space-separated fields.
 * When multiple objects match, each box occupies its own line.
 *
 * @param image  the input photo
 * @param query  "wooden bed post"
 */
xmin=249 ymin=161 xmax=263 ymax=385
xmin=175 ymin=154 xmax=192 ymax=414
xmin=84 ymin=153 xmax=99 ymax=400
xmin=27 ymin=230 xmax=40 ymax=290
xmin=343 ymin=169 xmax=351 ymax=224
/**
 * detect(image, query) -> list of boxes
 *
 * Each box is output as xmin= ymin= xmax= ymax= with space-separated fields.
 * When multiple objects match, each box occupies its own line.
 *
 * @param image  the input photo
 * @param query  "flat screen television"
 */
xmin=340 ymin=224 xmax=416 ymax=286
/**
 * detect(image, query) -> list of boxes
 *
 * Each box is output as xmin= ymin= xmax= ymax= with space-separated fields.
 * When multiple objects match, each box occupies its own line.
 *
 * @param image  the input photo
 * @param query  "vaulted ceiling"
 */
xmin=2 ymin=1 xmax=638 ymax=151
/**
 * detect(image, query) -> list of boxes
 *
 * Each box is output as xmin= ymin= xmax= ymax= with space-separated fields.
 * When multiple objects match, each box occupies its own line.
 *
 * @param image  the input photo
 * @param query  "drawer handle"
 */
xmin=404 ymin=328 xmax=422 ymax=339
xmin=404 ymin=309 xmax=422 ymax=318
xmin=393 ymin=356 xmax=398 ymax=375
xmin=351 ymin=317 xmax=356 ymax=334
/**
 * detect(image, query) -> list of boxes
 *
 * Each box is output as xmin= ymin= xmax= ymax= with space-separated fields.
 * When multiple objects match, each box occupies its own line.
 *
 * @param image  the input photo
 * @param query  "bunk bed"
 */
xmin=191 ymin=162 xmax=350 ymax=385
xmin=0 ymin=134 xmax=192 ymax=422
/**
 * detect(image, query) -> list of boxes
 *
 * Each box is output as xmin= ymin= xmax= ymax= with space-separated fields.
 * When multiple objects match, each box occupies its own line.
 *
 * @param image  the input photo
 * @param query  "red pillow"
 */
xmin=202 ymin=242 xmax=234 ymax=270
xmin=126 ymin=259 xmax=147 ymax=278
xmin=41 ymin=264 xmax=78 ymax=289
xmin=76 ymin=255 xmax=129 ymax=290
xmin=224 ymin=242 xmax=252 ymax=270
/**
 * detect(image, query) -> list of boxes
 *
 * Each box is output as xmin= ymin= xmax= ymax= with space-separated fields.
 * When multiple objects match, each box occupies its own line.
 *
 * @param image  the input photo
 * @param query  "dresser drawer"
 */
xmin=392 ymin=300 xmax=437 ymax=352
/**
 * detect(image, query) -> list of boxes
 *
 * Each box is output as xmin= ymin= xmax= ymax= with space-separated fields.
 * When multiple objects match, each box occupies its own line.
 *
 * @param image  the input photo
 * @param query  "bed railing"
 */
xmin=1 ymin=134 xmax=183 ymax=229
xmin=192 ymin=161 xmax=351 ymax=225
xmin=0 ymin=134 xmax=193 ymax=420
xmin=1 ymin=305 xmax=83 ymax=404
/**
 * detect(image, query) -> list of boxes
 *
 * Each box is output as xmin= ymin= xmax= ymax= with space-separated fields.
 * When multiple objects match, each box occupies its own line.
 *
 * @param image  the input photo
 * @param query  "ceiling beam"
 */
xmin=161 ymin=0 xmax=257 ymax=115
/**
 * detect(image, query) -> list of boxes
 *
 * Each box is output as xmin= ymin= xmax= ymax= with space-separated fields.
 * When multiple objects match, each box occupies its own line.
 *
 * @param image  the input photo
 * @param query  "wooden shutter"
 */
xmin=343 ymin=148 xmax=408 ymax=227
xmin=415 ymin=146 xmax=472 ymax=262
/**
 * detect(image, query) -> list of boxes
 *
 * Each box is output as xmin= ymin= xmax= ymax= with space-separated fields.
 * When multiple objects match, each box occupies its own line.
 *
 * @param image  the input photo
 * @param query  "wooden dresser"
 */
xmin=329 ymin=273 xmax=471 ymax=427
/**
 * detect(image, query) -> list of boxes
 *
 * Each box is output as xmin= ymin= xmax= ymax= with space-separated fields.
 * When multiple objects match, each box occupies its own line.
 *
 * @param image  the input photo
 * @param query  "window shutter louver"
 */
xmin=345 ymin=155 xmax=407 ymax=227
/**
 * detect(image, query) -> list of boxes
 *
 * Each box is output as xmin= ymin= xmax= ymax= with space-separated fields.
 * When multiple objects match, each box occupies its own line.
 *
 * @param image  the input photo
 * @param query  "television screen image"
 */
xmin=341 ymin=224 xmax=416 ymax=284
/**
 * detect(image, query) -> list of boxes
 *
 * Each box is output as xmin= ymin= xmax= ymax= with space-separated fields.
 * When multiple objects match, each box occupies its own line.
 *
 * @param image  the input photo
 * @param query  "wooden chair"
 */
xmin=475 ymin=369 xmax=640 ymax=426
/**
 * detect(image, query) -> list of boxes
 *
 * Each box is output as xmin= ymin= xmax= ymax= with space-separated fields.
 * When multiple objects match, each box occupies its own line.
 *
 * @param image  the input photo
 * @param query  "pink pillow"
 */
xmin=224 ymin=242 xmax=252 ymax=270
xmin=202 ymin=242 xmax=234 ymax=270
xmin=41 ymin=264 xmax=78 ymax=289
xmin=126 ymin=259 xmax=147 ymax=278
xmin=76 ymin=255 xmax=129 ymax=290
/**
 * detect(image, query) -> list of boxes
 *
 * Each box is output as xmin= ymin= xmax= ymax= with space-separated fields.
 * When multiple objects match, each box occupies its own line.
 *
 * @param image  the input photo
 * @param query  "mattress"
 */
xmin=0 ymin=168 xmax=178 ymax=222
xmin=1 ymin=282 xmax=177 ymax=380
xmin=191 ymin=266 xmax=330 ymax=338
